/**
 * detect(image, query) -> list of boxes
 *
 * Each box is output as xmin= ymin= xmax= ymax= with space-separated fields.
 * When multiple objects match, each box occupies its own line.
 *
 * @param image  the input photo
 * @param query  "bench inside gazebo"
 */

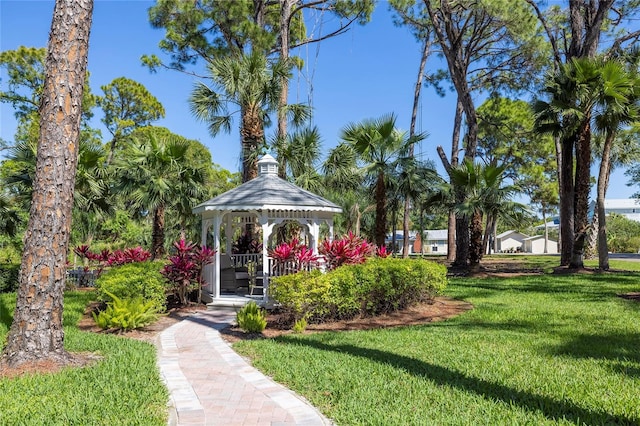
xmin=192 ymin=154 xmax=342 ymax=309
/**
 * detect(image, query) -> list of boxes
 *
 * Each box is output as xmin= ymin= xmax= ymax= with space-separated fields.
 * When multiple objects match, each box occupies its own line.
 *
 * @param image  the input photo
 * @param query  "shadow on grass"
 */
xmin=275 ymin=336 xmax=638 ymax=425
xmin=550 ymin=331 xmax=640 ymax=365
xmin=454 ymin=273 xmax=640 ymax=303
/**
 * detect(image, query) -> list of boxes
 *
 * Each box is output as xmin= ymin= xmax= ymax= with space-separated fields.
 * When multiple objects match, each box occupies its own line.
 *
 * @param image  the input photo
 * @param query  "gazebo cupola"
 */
xmin=193 ymin=154 xmax=342 ymax=302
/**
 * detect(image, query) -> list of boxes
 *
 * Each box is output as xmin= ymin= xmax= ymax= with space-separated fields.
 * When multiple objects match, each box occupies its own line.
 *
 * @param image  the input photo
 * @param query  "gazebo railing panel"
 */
xmin=267 ymin=257 xmax=326 ymax=277
xmin=230 ymin=253 xmax=261 ymax=269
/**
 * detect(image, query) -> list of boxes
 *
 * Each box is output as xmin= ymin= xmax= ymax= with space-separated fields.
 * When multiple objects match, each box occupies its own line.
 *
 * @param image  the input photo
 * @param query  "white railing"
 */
xmin=230 ymin=253 xmax=261 ymax=269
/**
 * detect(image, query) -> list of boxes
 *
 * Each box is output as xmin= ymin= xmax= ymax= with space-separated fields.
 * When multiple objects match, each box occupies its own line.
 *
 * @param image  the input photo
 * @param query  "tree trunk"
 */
xmin=469 ymin=210 xmax=483 ymax=270
xmin=2 ymin=0 xmax=93 ymax=368
xmin=403 ymin=39 xmax=431 ymax=258
xmin=447 ymin=212 xmax=456 ymax=261
xmin=597 ymin=131 xmax=615 ymax=270
xmin=151 ymin=204 xmax=166 ymax=260
xmin=585 ymin=213 xmax=598 ymax=260
xmin=276 ymin=0 xmax=295 ymax=179
xmin=559 ymin=135 xmax=575 ymax=266
xmin=374 ymin=171 xmax=387 ymax=248
xmin=570 ymin=120 xmax=592 ymax=268
xmin=240 ymin=105 xmax=264 ymax=182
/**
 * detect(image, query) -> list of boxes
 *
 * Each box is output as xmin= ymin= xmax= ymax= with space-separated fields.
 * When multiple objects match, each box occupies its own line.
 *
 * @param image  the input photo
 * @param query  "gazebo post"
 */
xmin=310 ymin=215 xmax=320 ymax=255
xmin=224 ymin=212 xmax=233 ymax=254
xmin=212 ymin=214 xmax=222 ymax=299
xmin=260 ymin=214 xmax=274 ymax=302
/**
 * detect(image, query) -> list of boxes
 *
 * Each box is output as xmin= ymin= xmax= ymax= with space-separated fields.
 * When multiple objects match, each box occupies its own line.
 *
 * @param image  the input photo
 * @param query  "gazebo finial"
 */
xmin=258 ymin=154 xmax=278 ymax=176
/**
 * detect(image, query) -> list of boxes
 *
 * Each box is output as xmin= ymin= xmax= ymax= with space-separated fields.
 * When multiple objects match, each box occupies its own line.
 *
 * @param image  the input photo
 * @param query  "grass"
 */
xmin=233 ymin=258 xmax=640 ymax=425
xmin=0 ymin=256 xmax=638 ymax=425
xmin=0 ymin=290 xmax=168 ymax=426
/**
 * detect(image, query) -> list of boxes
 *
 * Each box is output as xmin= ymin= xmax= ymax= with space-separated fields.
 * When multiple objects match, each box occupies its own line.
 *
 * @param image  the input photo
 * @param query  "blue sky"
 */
xmin=1 ymin=0 xmax=637 ymax=201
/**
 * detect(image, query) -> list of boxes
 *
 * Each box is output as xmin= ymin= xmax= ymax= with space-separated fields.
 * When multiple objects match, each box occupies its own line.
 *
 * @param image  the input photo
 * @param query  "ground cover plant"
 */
xmin=0 ymin=290 xmax=168 ymax=425
xmin=233 ymin=259 xmax=640 ymax=425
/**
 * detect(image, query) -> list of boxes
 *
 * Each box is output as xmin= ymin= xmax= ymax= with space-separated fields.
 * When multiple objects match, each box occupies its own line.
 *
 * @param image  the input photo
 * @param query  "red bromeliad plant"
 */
xmin=73 ymin=245 xmax=152 ymax=280
xmin=319 ymin=232 xmax=379 ymax=270
xmin=269 ymin=238 xmax=320 ymax=275
xmin=161 ymin=239 xmax=215 ymax=305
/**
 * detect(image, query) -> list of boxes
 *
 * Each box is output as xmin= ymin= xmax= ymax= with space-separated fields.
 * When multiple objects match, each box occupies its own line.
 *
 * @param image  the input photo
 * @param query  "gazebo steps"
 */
xmin=205 ymin=295 xmax=268 ymax=313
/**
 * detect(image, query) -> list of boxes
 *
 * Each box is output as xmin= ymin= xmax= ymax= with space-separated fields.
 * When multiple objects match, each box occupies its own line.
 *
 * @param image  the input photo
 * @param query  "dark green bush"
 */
xmin=94 ymin=261 xmax=167 ymax=312
xmin=269 ymin=258 xmax=447 ymax=324
xmin=0 ymin=263 xmax=19 ymax=293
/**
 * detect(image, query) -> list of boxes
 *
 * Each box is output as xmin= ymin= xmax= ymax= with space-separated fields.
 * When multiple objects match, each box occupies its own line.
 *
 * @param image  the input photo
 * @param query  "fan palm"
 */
xmin=533 ymin=57 xmax=608 ymax=268
xmin=113 ymin=131 xmax=207 ymax=259
xmin=592 ymin=58 xmax=640 ymax=269
xmin=190 ymin=51 xmax=309 ymax=182
xmin=449 ymin=160 xmax=527 ymax=269
xmin=340 ymin=113 xmax=425 ymax=247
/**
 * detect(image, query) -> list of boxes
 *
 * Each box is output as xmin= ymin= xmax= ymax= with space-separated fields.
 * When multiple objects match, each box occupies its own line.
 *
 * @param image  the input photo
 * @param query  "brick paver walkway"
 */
xmin=156 ymin=310 xmax=334 ymax=426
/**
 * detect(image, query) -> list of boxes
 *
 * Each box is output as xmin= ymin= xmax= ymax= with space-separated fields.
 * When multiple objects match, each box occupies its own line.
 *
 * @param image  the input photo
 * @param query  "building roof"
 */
xmin=523 ymin=235 xmax=557 ymax=242
xmin=193 ymin=154 xmax=342 ymax=214
xmin=602 ymin=198 xmax=640 ymax=209
xmin=496 ymin=230 xmax=529 ymax=240
xmin=422 ymin=229 xmax=448 ymax=240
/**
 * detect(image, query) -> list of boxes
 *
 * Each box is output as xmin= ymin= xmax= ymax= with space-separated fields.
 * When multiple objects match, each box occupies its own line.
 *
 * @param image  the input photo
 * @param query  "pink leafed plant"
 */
xmin=318 ymin=232 xmax=377 ymax=270
xmin=161 ymin=239 xmax=215 ymax=305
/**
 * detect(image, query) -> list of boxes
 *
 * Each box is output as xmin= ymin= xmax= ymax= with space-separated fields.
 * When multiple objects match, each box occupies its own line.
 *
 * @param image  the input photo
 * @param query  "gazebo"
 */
xmin=192 ymin=154 xmax=342 ymax=304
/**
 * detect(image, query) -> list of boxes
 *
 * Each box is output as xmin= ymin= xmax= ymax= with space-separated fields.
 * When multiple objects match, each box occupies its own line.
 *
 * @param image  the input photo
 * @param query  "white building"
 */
xmin=523 ymin=235 xmax=558 ymax=254
xmin=495 ymin=230 xmax=528 ymax=253
xmin=589 ymin=198 xmax=640 ymax=222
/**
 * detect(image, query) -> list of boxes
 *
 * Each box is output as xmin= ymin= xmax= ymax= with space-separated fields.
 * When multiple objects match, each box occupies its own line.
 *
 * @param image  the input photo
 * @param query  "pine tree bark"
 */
xmin=2 ymin=0 xmax=93 ymax=368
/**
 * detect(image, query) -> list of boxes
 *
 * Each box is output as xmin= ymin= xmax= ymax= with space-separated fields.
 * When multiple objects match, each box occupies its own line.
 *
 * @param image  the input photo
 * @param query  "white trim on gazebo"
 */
xmin=193 ymin=154 xmax=342 ymax=303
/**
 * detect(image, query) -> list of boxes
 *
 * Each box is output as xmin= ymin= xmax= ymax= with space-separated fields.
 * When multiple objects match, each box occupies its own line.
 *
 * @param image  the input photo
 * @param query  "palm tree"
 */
xmin=190 ymin=52 xmax=309 ymax=182
xmin=340 ymin=113 xmax=425 ymax=247
xmin=592 ymin=59 xmax=640 ymax=270
xmin=449 ymin=160 xmax=526 ymax=269
xmin=274 ymin=126 xmax=322 ymax=191
xmin=533 ymin=57 xmax=606 ymax=268
xmin=394 ymin=156 xmax=439 ymax=255
xmin=113 ymin=130 xmax=207 ymax=259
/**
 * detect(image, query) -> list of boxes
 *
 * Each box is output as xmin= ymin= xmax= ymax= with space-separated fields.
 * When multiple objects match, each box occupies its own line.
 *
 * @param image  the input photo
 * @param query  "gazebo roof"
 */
xmin=193 ymin=154 xmax=342 ymax=214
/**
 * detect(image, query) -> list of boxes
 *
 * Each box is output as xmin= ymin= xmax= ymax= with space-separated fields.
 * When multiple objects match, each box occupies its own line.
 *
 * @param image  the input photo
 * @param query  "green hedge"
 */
xmin=269 ymin=258 xmax=448 ymax=323
xmin=0 ymin=263 xmax=20 ymax=293
xmin=94 ymin=261 xmax=167 ymax=312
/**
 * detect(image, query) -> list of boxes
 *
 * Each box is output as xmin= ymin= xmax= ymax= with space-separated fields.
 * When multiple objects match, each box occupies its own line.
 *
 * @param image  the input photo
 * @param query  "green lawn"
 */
xmin=233 ymin=262 xmax=640 ymax=425
xmin=0 ymin=291 xmax=168 ymax=426
xmin=1 ymin=258 xmax=639 ymax=425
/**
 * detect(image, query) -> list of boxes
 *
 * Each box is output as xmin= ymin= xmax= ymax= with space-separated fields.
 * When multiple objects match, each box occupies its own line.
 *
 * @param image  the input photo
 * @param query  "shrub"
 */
xmin=269 ymin=258 xmax=448 ymax=324
xmin=293 ymin=316 xmax=308 ymax=334
xmin=0 ymin=263 xmax=19 ymax=293
xmin=319 ymin=232 xmax=377 ymax=270
xmin=161 ymin=239 xmax=214 ymax=305
xmin=236 ymin=301 xmax=267 ymax=333
xmin=92 ymin=291 xmax=160 ymax=331
xmin=269 ymin=238 xmax=321 ymax=275
xmin=95 ymin=261 xmax=167 ymax=312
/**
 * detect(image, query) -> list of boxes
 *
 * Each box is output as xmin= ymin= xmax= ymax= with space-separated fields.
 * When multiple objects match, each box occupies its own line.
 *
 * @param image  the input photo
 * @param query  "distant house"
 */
xmin=415 ymin=229 xmax=448 ymax=254
xmin=523 ymin=235 xmax=558 ymax=254
xmin=386 ymin=229 xmax=448 ymax=255
xmin=588 ymin=198 xmax=640 ymax=222
xmin=495 ymin=230 xmax=528 ymax=253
